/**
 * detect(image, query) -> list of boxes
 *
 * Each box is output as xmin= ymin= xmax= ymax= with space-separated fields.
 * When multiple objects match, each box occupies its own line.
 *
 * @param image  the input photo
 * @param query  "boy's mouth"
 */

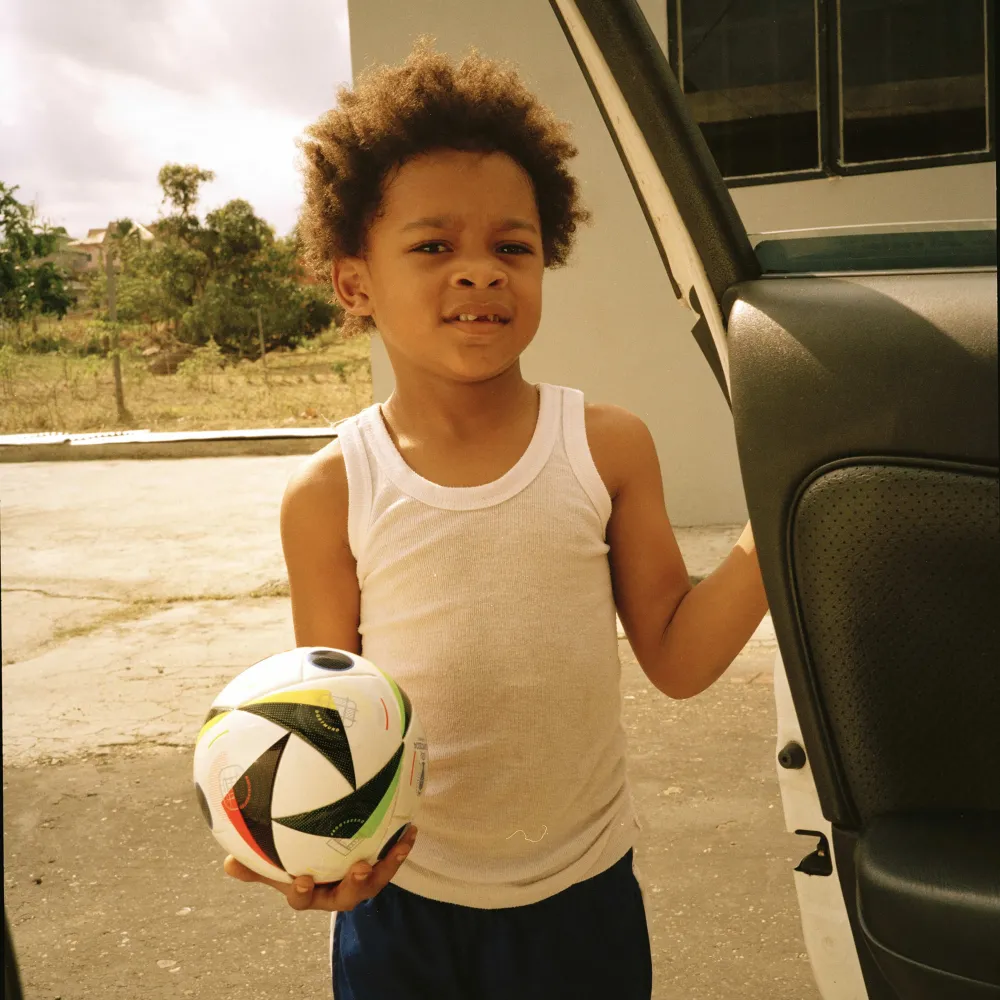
xmin=447 ymin=314 xmax=510 ymax=325
xmin=444 ymin=304 xmax=512 ymax=325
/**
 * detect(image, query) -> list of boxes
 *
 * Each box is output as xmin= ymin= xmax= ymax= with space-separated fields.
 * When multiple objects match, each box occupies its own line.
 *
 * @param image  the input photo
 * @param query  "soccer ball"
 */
xmin=193 ymin=647 xmax=428 ymax=884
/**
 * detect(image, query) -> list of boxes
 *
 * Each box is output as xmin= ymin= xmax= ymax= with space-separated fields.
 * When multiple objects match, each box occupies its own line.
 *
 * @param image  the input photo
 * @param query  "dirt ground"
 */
xmin=2 ymin=456 xmax=821 ymax=999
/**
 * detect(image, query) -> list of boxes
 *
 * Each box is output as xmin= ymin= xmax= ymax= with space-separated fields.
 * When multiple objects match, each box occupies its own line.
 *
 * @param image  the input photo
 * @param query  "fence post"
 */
xmin=105 ymin=246 xmax=131 ymax=425
xmin=256 ymin=306 xmax=267 ymax=366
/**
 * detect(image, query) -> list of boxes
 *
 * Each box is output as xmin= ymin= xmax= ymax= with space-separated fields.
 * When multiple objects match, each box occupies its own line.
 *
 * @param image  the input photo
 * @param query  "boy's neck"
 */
xmin=382 ymin=364 xmax=537 ymax=443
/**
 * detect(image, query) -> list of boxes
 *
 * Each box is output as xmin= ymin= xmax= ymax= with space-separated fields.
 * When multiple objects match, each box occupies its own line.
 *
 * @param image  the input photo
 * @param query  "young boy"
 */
xmin=224 ymin=39 xmax=768 ymax=999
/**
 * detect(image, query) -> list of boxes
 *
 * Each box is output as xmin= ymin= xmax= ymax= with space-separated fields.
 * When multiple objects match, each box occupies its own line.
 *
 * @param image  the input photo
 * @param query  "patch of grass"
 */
xmin=49 ymin=585 xmax=291 ymax=644
xmin=51 ymin=598 xmax=166 ymax=642
xmin=248 ymin=579 xmax=291 ymax=599
xmin=0 ymin=317 xmax=373 ymax=434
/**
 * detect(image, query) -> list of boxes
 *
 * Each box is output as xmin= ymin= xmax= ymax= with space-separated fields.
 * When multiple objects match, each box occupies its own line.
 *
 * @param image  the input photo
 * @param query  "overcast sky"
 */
xmin=1 ymin=0 xmax=353 ymax=239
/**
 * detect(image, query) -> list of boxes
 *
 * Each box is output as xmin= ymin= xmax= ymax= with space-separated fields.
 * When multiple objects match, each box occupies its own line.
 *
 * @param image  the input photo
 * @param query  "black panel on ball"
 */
xmin=203 ymin=706 xmax=228 ymax=726
xmin=231 ymin=732 xmax=290 ymax=871
xmin=274 ymin=743 xmax=404 ymax=839
xmin=398 ymin=685 xmax=413 ymax=736
xmin=194 ymin=782 xmax=213 ymax=830
xmin=308 ymin=649 xmax=355 ymax=671
xmin=240 ymin=701 xmax=357 ymax=790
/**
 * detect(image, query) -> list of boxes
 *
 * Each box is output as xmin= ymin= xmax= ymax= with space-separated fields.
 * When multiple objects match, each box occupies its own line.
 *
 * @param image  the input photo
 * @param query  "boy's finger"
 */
xmin=223 ymin=855 xmax=259 ymax=881
xmin=286 ymin=875 xmax=318 ymax=911
xmin=312 ymin=835 xmax=415 ymax=911
xmin=308 ymin=862 xmax=373 ymax=911
xmin=327 ymin=827 xmax=417 ymax=907
xmin=223 ymin=855 xmax=292 ymax=893
xmin=292 ymin=873 xmax=316 ymax=895
xmin=360 ymin=828 xmax=416 ymax=897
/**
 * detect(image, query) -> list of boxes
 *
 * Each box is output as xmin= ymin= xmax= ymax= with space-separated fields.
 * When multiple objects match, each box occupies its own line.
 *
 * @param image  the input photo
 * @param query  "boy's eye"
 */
xmin=411 ymin=241 xmax=533 ymax=256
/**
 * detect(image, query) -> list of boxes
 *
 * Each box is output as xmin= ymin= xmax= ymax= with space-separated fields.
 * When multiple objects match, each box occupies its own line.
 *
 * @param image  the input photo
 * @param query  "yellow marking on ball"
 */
xmin=243 ymin=689 xmax=335 ymax=710
xmin=198 ymin=710 xmax=231 ymax=742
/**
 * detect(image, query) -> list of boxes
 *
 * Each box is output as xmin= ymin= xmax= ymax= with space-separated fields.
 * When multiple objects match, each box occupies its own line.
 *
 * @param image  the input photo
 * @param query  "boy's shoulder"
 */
xmin=282 ymin=437 xmax=349 ymax=529
xmin=285 ymin=404 xmax=370 ymax=492
xmin=582 ymin=399 xmax=646 ymax=437
xmin=290 ymin=435 xmax=347 ymax=487
xmin=582 ymin=401 xmax=655 ymax=501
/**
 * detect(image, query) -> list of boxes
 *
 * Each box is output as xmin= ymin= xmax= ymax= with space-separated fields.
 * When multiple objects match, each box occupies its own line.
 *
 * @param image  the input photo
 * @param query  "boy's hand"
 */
xmin=223 ymin=825 xmax=417 ymax=912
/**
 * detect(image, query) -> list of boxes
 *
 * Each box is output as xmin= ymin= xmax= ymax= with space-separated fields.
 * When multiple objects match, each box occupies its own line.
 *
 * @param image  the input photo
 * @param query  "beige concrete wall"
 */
xmin=347 ymin=0 xmax=996 ymax=527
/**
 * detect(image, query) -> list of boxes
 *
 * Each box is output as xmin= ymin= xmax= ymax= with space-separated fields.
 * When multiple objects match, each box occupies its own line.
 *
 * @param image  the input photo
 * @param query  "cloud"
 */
xmin=1 ymin=0 xmax=352 ymax=237
xmin=11 ymin=0 xmax=352 ymax=118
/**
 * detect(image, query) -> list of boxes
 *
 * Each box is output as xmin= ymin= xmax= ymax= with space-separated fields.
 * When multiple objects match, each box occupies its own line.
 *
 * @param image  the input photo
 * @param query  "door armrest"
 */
xmin=857 ymin=812 xmax=1000 ymax=989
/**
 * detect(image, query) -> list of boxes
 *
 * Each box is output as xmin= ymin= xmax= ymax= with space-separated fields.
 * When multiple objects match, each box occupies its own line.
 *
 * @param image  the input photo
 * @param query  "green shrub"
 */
xmin=176 ymin=338 xmax=225 ymax=390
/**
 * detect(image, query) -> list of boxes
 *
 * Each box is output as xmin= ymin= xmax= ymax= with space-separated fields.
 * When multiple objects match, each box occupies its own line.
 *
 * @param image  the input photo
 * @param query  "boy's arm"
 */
xmin=225 ymin=441 xmax=417 ymax=911
xmin=589 ymin=405 xmax=768 ymax=699
xmin=280 ymin=441 xmax=362 ymax=654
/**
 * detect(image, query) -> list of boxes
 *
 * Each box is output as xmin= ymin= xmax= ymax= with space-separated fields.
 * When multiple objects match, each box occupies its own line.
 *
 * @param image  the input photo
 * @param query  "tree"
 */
xmin=89 ymin=165 xmax=339 ymax=354
xmin=180 ymin=198 xmax=336 ymax=356
xmin=102 ymin=219 xmax=169 ymax=326
xmin=205 ymin=198 xmax=273 ymax=263
xmin=156 ymin=164 xmax=216 ymax=218
xmin=0 ymin=183 xmax=74 ymax=328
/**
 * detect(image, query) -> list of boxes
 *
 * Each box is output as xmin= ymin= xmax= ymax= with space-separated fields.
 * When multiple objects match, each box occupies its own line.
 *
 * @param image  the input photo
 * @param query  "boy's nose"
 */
xmin=452 ymin=263 xmax=508 ymax=289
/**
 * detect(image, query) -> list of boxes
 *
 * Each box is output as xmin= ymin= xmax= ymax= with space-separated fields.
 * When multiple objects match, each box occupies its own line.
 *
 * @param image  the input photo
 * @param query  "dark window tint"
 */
xmin=754 ymin=228 xmax=998 ymax=274
xmin=838 ymin=0 xmax=990 ymax=164
xmin=678 ymin=0 xmax=819 ymax=178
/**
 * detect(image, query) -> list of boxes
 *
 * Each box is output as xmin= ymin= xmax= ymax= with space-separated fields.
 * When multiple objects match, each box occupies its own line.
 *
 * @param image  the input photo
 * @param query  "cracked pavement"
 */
xmin=2 ymin=456 xmax=816 ymax=1000
xmin=2 ymin=456 xmax=302 ymax=763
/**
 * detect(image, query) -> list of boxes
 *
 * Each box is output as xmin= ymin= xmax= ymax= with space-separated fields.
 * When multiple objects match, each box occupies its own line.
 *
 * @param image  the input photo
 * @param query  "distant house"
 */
xmin=65 ymin=223 xmax=156 ymax=273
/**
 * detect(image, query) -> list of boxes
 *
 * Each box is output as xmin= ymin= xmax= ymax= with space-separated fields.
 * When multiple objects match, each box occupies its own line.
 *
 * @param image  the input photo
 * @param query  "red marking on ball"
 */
xmin=223 ymin=776 xmax=252 ymax=811
xmin=380 ymin=698 xmax=389 ymax=730
xmin=223 ymin=794 xmax=275 ymax=868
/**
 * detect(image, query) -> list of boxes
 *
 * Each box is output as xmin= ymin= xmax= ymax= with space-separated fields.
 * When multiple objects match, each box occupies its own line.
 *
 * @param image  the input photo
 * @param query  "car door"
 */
xmin=548 ymin=3 xmax=999 ymax=999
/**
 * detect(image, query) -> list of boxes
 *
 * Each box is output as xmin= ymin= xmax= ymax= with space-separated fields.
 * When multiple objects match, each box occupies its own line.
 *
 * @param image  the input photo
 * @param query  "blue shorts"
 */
xmin=331 ymin=849 xmax=652 ymax=999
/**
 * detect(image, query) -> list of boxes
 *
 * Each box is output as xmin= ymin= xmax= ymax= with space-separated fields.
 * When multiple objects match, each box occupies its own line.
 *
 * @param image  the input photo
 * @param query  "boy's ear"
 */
xmin=331 ymin=257 xmax=373 ymax=317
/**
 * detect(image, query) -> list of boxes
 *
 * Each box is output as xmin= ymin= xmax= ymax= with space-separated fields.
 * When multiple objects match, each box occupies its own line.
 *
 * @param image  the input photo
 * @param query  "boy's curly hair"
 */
xmin=297 ymin=37 xmax=591 ymax=336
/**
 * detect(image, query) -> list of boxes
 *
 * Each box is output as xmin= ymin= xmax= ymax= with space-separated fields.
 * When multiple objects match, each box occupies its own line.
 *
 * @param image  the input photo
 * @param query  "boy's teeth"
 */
xmin=456 ymin=314 xmax=501 ymax=322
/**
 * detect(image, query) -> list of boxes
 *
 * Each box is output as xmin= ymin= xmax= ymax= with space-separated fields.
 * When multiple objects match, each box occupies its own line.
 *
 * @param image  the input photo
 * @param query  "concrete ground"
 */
xmin=2 ymin=457 xmax=820 ymax=999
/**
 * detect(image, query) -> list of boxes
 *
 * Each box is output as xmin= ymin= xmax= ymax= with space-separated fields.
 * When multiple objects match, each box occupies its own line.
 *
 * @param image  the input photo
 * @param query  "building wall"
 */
xmin=347 ymin=0 xmax=996 ymax=526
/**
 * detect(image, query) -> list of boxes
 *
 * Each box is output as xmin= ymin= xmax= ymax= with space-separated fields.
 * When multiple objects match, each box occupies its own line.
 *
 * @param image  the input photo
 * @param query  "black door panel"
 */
xmin=726 ymin=272 xmax=998 ymax=819
xmin=726 ymin=273 xmax=998 ymax=475
xmin=727 ymin=272 xmax=999 ymax=997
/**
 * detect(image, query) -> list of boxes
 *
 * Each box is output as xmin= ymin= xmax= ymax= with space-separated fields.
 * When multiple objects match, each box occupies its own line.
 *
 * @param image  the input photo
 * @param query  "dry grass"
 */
xmin=0 ymin=317 xmax=373 ymax=434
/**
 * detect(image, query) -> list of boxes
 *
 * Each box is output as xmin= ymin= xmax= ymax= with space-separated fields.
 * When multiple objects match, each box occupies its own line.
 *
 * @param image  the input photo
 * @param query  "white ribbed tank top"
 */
xmin=336 ymin=382 xmax=639 ymax=908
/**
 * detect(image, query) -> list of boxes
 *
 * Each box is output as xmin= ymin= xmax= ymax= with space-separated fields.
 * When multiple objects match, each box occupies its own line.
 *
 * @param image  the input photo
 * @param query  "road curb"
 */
xmin=0 ymin=428 xmax=339 ymax=463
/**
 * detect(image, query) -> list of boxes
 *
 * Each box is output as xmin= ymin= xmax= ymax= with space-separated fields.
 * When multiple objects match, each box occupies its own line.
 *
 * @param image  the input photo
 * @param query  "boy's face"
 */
xmin=333 ymin=149 xmax=544 ymax=386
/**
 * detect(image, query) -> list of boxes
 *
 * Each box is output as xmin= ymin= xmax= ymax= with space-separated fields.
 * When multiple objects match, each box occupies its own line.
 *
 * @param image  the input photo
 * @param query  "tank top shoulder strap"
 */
xmin=332 ymin=411 xmax=374 ymax=561
xmin=558 ymin=385 xmax=613 ymax=527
